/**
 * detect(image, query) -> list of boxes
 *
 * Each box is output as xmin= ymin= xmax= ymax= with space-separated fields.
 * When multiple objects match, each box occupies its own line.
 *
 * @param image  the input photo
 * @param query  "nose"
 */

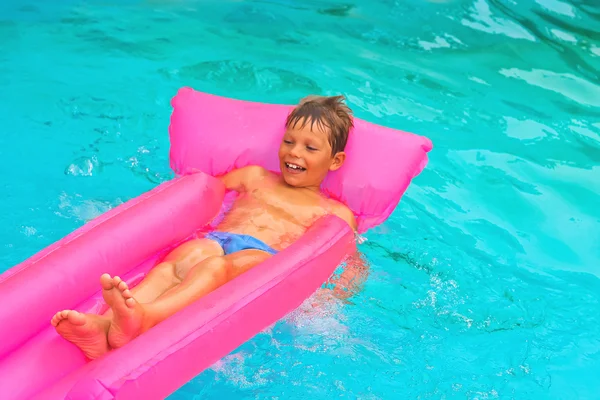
xmin=288 ymin=144 xmax=302 ymax=158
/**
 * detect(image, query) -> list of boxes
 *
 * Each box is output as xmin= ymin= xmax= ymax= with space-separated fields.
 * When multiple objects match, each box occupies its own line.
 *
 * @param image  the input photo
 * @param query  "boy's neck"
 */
xmin=279 ymin=176 xmax=322 ymax=193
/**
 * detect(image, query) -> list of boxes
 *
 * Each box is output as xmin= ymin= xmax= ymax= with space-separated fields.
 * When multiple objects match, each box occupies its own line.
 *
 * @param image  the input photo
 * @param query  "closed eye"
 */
xmin=307 ymin=146 xmax=318 ymax=151
xmin=283 ymin=140 xmax=293 ymax=145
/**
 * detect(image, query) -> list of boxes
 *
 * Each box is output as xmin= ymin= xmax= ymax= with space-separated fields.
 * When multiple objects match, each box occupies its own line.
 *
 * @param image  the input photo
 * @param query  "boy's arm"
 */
xmin=326 ymin=203 xmax=369 ymax=301
xmin=328 ymin=251 xmax=370 ymax=301
xmin=217 ymin=165 xmax=267 ymax=192
xmin=330 ymin=203 xmax=358 ymax=232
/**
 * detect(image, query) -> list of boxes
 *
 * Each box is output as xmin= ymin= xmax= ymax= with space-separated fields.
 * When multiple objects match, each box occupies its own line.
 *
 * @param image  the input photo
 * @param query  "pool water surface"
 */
xmin=1 ymin=0 xmax=599 ymax=398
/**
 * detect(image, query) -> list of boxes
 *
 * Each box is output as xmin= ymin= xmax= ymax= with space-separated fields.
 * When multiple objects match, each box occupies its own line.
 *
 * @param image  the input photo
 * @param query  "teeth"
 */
xmin=286 ymin=162 xmax=304 ymax=170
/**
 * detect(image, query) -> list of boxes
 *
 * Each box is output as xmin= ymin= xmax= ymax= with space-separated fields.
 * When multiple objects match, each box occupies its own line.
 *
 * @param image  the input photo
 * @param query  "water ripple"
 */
xmin=2 ymin=0 xmax=599 ymax=399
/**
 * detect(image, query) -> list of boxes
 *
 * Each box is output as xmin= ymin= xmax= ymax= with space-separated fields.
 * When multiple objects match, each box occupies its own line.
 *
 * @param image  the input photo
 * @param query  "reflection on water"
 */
xmin=1 ymin=0 xmax=599 ymax=398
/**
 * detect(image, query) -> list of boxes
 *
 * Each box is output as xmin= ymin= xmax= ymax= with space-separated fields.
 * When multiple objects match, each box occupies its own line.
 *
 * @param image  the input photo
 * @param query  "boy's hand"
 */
xmin=326 ymin=251 xmax=370 ymax=302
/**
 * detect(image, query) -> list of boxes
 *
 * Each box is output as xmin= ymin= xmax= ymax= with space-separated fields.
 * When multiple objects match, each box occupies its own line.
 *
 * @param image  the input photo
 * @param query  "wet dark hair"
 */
xmin=285 ymin=95 xmax=354 ymax=155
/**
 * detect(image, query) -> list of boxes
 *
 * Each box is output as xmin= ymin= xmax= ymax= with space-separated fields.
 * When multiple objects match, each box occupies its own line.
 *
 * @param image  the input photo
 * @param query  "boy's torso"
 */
xmin=216 ymin=170 xmax=336 ymax=251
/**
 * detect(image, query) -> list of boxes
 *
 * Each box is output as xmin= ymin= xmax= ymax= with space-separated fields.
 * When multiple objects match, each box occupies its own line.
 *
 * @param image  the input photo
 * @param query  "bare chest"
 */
xmin=251 ymin=185 xmax=326 ymax=219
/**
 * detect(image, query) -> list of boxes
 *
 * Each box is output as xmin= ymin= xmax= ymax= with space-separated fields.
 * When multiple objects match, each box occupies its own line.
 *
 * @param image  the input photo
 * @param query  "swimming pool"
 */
xmin=1 ymin=0 xmax=598 ymax=398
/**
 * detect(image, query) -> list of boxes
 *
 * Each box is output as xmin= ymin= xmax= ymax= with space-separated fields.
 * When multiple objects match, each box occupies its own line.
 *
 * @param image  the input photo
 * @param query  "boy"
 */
xmin=51 ymin=95 xmax=361 ymax=360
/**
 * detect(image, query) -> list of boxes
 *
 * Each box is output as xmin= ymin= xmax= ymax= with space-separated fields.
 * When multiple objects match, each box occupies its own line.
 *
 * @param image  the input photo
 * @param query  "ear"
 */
xmin=329 ymin=151 xmax=346 ymax=171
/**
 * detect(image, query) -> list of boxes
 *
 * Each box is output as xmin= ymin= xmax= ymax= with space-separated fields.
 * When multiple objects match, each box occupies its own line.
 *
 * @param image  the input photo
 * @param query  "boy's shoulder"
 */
xmin=237 ymin=165 xmax=270 ymax=177
xmin=326 ymin=198 xmax=357 ymax=231
xmin=219 ymin=165 xmax=271 ymax=191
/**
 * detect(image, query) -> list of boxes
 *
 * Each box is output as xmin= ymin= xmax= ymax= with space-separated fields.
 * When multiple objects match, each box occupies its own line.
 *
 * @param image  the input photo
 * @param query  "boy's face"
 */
xmin=278 ymin=118 xmax=346 ymax=190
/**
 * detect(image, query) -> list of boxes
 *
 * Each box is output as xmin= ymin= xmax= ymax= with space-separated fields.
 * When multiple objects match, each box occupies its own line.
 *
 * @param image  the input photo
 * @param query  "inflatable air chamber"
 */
xmin=0 ymin=88 xmax=432 ymax=399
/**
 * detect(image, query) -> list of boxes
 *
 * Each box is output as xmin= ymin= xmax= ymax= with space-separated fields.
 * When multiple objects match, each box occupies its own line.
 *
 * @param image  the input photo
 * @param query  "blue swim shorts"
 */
xmin=205 ymin=231 xmax=278 ymax=256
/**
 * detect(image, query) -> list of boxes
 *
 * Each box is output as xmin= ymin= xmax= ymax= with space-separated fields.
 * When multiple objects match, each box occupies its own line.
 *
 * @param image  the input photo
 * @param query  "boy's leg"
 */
xmin=147 ymin=249 xmax=271 ymax=322
xmin=154 ymin=248 xmax=270 ymax=300
xmin=99 ymin=238 xmax=222 ymax=322
xmin=50 ymin=238 xmax=223 ymax=359
xmin=106 ymin=249 xmax=271 ymax=348
xmin=110 ymin=238 xmax=224 ymax=306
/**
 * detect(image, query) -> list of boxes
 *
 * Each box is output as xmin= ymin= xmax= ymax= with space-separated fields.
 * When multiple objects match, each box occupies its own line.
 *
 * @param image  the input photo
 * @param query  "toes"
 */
xmin=113 ymin=276 xmax=122 ymax=287
xmin=100 ymin=274 xmax=114 ymax=290
xmin=66 ymin=311 xmax=86 ymax=326
xmin=117 ymin=280 xmax=129 ymax=293
xmin=51 ymin=310 xmax=73 ymax=326
xmin=124 ymin=297 xmax=136 ymax=309
xmin=51 ymin=312 xmax=62 ymax=326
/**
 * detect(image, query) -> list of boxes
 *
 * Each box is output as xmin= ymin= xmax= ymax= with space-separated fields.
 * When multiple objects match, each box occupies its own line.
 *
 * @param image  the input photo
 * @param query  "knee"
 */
xmin=191 ymin=256 xmax=231 ymax=284
xmin=153 ymin=261 xmax=180 ymax=283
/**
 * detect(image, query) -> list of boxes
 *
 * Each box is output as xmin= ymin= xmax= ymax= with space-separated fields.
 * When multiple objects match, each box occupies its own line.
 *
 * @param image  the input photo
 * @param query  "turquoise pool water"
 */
xmin=1 ymin=0 xmax=599 ymax=398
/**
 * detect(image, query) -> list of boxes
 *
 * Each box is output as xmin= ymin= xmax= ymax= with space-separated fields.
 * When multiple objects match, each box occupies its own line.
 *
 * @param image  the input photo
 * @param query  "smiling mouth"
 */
xmin=285 ymin=162 xmax=306 ymax=171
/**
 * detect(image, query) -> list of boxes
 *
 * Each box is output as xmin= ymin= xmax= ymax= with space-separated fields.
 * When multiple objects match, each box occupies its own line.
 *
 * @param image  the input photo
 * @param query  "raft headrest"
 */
xmin=169 ymin=87 xmax=433 ymax=233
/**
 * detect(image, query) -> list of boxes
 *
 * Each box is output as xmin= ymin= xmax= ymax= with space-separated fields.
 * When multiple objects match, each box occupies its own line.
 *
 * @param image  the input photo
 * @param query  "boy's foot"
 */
xmin=100 ymin=274 xmax=145 ymax=349
xmin=51 ymin=309 xmax=110 ymax=360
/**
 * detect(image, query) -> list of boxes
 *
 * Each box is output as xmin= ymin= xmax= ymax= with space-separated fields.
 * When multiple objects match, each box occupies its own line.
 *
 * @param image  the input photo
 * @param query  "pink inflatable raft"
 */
xmin=0 ymin=88 xmax=432 ymax=399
